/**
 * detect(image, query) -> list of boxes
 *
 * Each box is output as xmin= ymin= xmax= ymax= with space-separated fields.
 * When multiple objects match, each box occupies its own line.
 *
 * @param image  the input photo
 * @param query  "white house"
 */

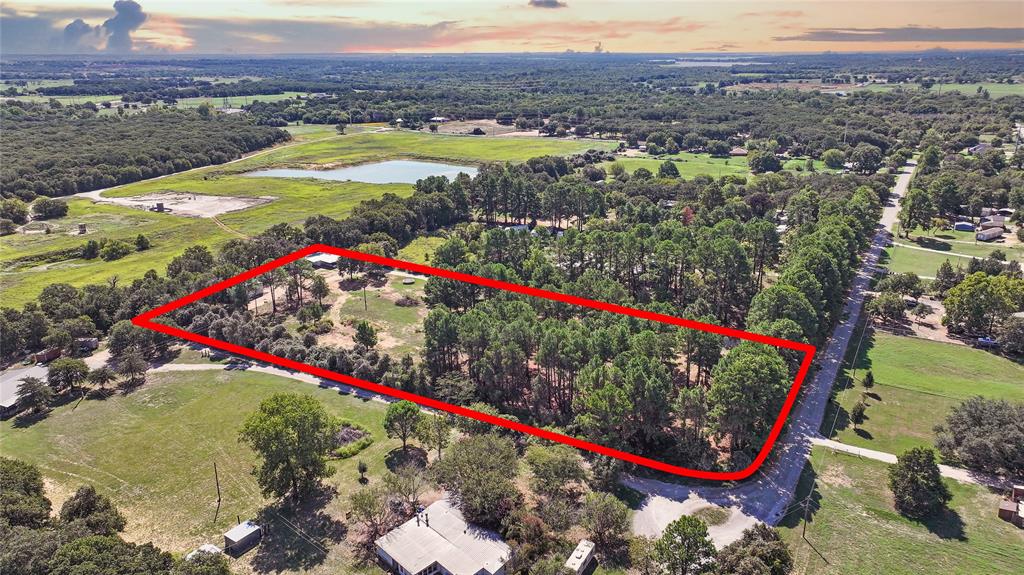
xmin=375 ymin=499 xmax=511 ymax=575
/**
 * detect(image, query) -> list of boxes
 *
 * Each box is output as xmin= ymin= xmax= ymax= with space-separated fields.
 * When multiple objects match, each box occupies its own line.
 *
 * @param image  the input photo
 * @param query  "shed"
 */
xmin=729 ymin=147 xmax=748 ymax=157
xmin=953 ymin=221 xmax=975 ymax=232
xmin=76 ymin=338 xmax=99 ymax=352
xmin=976 ymin=228 xmax=1004 ymax=242
xmin=565 ymin=539 xmax=596 ymax=574
xmin=998 ymin=499 xmax=1017 ymax=522
xmin=305 ymin=252 xmax=340 ymax=269
xmin=980 ymin=215 xmax=1007 ymax=229
xmin=224 ymin=521 xmax=262 ymax=555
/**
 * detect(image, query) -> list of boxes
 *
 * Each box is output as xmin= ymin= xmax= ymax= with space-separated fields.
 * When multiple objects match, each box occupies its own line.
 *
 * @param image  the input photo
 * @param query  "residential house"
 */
xmin=375 ymin=499 xmax=511 ymax=575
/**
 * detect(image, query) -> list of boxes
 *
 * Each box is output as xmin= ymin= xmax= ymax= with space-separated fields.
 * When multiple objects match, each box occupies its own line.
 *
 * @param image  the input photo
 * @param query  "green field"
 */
xmin=779 ymin=447 xmax=1024 ymax=575
xmin=856 ymin=82 xmax=1023 ymax=98
xmin=601 ymin=153 xmax=749 ymax=179
xmin=0 ymin=369 xmax=398 ymax=573
xmin=396 ymin=235 xmax=446 ymax=265
xmin=825 ymin=329 xmax=1024 ymax=455
xmin=174 ymin=92 xmax=306 ymax=108
xmin=2 ymin=131 xmax=602 ymax=307
xmin=880 ymin=245 xmax=962 ymax=277
xmin=334 ymin=277 xmax=426 ymax=357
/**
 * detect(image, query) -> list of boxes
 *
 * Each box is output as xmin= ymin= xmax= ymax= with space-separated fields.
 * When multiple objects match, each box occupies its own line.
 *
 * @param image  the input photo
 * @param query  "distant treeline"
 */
xmin=0 ymin=102 xmax=289 ymax=201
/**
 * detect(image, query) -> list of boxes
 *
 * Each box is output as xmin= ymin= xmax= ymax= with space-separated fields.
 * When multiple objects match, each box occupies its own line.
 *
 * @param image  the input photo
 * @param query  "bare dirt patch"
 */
xmin=820 ymin=462 xmax=854 ymax=488
xmin=86 ymin=191 xmax=274 ymax=218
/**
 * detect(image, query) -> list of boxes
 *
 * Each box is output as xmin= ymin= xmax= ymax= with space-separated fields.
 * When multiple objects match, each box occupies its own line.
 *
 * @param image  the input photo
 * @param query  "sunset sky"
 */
xmin=2 ymin=0 xmax=1021 ymax=55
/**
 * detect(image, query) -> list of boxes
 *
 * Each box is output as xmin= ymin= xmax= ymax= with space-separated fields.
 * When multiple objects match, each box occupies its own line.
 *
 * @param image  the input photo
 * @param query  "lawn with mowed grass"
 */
xmin=0 ymin=199 xmax=232 ymax=308
xmin=3 ymin=131 xmax=607 ymax=306
xmin=601 ymin=153 xmax=749 ymax=179
xmin=824 ymin=328 xmax=1024 ymax=455
xmin=0 ymin=369 xmax=399 ymax=573
xmin=899 ymin=232 xmax=1024 ymax=262
xmin=396 ymin=236 xmax=446 ymax=265
xmin=778 ymin=447 xmax=1024 ymax=575
xmin=880 ymin=245 xmax=965 ymax=277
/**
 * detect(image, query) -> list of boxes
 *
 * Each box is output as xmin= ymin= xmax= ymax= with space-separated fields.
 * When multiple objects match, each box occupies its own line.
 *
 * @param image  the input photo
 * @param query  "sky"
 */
xmin=1 ymin=0 xmax=1022 ymax=55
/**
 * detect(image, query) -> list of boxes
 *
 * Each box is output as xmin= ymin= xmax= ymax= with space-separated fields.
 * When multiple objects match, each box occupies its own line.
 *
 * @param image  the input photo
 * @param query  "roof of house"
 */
xmin=0 ymin=378 xmax=23 ymax=409
xmin=375 ymin=499 xmax=510 ymax=575
xmin=224 ymin=521 xmax=260 ymax=543
xmin=305 ymin=252 xmax=341 ymax=264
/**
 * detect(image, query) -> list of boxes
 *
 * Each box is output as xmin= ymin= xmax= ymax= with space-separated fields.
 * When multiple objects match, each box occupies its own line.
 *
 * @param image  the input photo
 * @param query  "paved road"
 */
xmin=628 ymin=162 xmax=917 ymax=540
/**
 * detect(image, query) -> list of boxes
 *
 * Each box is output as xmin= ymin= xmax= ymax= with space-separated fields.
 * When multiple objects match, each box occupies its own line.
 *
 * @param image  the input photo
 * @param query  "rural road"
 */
xmin=628 ymin=161 xmax=918 ymax=544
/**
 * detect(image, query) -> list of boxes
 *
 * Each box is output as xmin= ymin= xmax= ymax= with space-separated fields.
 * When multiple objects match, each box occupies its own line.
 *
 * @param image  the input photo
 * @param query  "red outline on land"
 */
xmin=133 ymin=244 xmax=816 ymax=481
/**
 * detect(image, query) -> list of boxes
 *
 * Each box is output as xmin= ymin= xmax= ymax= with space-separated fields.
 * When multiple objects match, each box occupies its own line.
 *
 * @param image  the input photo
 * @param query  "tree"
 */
xmin=15 ymin=377 xmax=52 ymax=414
xmin=116 ymin=350 xmax=148 ymax=385
xmin=897 ymin=188 xmax=936 ymax=238
xmin=134 ymin=234 xmax=151 ymax=251
xmin=630 ymin=536 xmax=661 ymax=575
xmin=100 ymin=240 xmax=133 ymax=261
xmin=0 ymin=457 xmax=52 ymax=528
xmin=416 ymin=413 xmax=453 ymax=458
xmin=997 ymin=316 xmax=1024 ymax=355
xmin=354 ymin=320 xmax=378 ymax=348
xmin=384 ymin=463 xmax=428 ymax=509
xmin=943 ymin=272 xmax=1019 ymax=335
xmin=708 ymin=343 xmax=789 ymax=452
xmin=746 ymin=284 xmax=818 ymax=341
xmin=713 ymin=523 xmax=793 ymax=575
xmin=357 ymin=460 xmax=368 ymax=482
xmin=658 ymin=160 xmax=680 ymax=178
xmin=384 ymin=400 xmax=422 ymax=451
xmin=49 ymin=535 xmax=174 ymax=575
xmin=888 ymin=447 xmax=952 ymax=519
xmin=47 ymin=358 xmax=89 ymax=393
xmin=862 ymin=370 xmax=874 ymax=389
xmin=656 ymin=515 xmax=716 ymax=575
xmin=934 ymin=396 xmax=1024 ymax=476
xmin=433 ymin=434 xmax=521 ymax=528
xmin=87 ymin=366 xmax=118 ymax=390
xmin=748 ymin=150 xmax=782 ymax=174
xmin=59 ymin=485 xmax=127 ymax=536
xmin=309 ymin=274 xmax=329 ymax=306
xmin=581 ymin=491 xmax=630 ymax=547
xmin=867 ymin=291 xmax=906 ymax=323
xmin=849 ymin=143 xmax=882 ymax=174
xmin=821 ymin=148 xmax=845 ymax=169
xmin=932 ymin=260 xmax=961 ymax=294
xmin=31 ymin=198 xmax=68 ymax=220
xmin=171 ymin=551 xmax=232 ymax=575
xmin=524 ymin=444 xmax=587 ymax=498
xmin=850 ymin=401 xmax=867 ymax=429
xmin=239 ymin=393 xmax=341 ymax=499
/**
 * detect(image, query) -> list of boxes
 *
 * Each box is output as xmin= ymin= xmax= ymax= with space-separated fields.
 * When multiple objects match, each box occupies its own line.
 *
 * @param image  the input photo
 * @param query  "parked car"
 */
xmin=976 ymin=337 xmax=1000 ymax=349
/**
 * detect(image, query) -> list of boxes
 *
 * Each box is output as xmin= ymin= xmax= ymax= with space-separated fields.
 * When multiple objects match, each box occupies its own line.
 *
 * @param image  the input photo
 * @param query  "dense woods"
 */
xmin=0 ymin=103 xmax=289 ymax=201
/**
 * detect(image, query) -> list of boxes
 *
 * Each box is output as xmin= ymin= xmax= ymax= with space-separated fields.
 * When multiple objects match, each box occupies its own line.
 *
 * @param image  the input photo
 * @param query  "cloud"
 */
xmin=102 ymin=0 xmax=148 ymax=52
xmin=528 ymin=0 xmax=567 ymax=8
xmin=740 ymin=11 xmax=804 ymax=19
xmin=776 ymin=26 xmax=1024 ymax=43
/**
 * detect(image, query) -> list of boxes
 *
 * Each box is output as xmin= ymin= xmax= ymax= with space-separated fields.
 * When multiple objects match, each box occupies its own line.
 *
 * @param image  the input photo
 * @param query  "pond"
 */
xmin=244 ymin=160 xmax=478 ymax=184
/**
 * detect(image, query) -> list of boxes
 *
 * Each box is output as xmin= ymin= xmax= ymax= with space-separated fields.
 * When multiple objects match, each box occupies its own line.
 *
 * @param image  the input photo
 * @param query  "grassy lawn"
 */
xmin=334 ymin=277 xmax=426 ymax=358
xmin=879 ymin=245 xmax=962 ymax=277
xmin=900 ymin=232 xmax=1024 ymax=262
xmin=855 ymin=82 xmax=1023 ymax=98
xmin=601 ymin=153 xmax=749 ymax=179
xmin=778 ymin=447 xmax=1024 ymax=575
xmin=0 ymin=199 xmax=231 ymax=308
xmin=0 ymin=369 xmax=399 ymax=573
xmin=825 ymin=328 xmax=1024 ymax=455
xmin=396 ymin=236 xmax=446 ymax=265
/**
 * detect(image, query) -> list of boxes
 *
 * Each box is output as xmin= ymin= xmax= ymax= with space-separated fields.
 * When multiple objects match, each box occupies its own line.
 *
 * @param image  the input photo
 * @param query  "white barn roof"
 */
xmin=375 ymin=499 xmax=510 ymax=575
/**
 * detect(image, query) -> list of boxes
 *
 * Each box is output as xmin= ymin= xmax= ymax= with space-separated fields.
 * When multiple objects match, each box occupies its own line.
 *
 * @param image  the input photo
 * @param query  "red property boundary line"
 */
xmin=133 ymin=244 xmax=816 ymax=481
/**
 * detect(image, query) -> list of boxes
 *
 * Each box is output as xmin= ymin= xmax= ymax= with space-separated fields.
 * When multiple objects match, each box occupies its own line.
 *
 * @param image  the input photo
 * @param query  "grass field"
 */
xmin=3 ymin=131 xmax=600 ymax=307
xmin=396 ymin=236 xmax=446 ymax=265
xmin=880 ymin=245 xmax=962 ymax=277
xmin=601 ymin=153 xmax=749 ymax=179
xmin=856 ymin=82 xmax=1023 ymax=98
xmin=174 ymin=92 xmax=306 ymax=108
xmin=778 ymin=447 xmax=1024 ymax=575
xmin=825 ymin=328 xmax=1024 ymax=455
xmin=0 ymin=369 xmax=400 ymax=573
xmin=333 ymin=277 xmax=426 ymax=358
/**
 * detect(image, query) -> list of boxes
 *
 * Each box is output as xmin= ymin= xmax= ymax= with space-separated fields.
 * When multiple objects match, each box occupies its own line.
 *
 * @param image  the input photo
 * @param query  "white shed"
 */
xmin=224 ymin=520 xmax=262 ymax=555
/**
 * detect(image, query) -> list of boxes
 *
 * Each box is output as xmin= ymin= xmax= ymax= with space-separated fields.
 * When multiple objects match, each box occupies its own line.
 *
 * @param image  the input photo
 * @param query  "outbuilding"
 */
xmin=729 ymin=147 xmax=748 ymax=157
xmin=224 ymin=520 xmax=262 ymax=556
xmin=976 ymin=228 xmax=1004 ymax=242
xmin=953 ymin=221 xmax=975 ymax=232
xmin=305 ymin=252 xmax=340 ymax=269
